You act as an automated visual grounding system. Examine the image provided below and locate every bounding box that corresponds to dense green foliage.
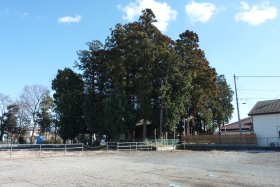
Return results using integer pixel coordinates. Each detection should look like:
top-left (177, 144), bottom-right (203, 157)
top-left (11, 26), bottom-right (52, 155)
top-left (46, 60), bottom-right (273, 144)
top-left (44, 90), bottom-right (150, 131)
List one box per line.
top-left (37, 95), bottom-right (53, 135)
top-left (51, 9), bottom-right (234, 141)
top-left (2, 104), bottom-right (26, 140)
top-left (52, 68), bottom-right (85, 143)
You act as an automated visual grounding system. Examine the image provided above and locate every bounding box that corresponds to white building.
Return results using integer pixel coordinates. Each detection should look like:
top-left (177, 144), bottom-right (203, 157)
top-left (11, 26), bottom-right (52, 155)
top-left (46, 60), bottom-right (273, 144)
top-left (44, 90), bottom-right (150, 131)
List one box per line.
top-left (248, 99), bottom-right (280, 147)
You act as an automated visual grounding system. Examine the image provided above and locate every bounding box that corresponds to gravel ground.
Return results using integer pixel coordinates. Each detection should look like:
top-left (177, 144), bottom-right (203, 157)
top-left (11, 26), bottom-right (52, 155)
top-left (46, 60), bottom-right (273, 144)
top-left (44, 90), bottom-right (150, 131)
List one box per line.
top-left (0, 150), bottom-right (279, 187)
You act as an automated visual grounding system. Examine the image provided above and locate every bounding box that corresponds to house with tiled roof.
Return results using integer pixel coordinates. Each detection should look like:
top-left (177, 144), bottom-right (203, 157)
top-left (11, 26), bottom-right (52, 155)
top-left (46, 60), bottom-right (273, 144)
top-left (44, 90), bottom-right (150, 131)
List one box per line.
top-left (220, 117), bottom-right (253, 135)
top-left (248, 99), bottom-right (280, 147)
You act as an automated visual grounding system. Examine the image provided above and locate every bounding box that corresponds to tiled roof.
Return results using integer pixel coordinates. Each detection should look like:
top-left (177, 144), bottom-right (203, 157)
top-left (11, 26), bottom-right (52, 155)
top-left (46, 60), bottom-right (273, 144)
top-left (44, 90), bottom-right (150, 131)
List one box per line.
top-left (220, 117), bottom-right (252, 131)
top-left (248, 99), bottom-right (280, 116)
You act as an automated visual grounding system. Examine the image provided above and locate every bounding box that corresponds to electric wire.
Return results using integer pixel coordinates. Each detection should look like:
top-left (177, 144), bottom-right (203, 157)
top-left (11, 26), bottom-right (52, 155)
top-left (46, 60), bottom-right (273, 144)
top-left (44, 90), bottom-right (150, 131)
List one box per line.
top-left (234, 75), bottom-right (280, 103)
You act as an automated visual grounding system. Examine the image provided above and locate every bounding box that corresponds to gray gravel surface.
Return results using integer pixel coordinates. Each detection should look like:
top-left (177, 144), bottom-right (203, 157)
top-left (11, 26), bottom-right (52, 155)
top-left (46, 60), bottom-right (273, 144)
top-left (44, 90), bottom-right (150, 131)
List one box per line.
top-left (0, 150), bottom-right (279, 187)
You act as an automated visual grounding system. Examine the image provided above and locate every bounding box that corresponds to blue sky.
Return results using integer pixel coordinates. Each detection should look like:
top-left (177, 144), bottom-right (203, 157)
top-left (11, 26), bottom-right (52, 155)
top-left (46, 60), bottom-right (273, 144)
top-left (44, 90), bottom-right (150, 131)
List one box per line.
top-left (1, 0), bottom-right (280, 123)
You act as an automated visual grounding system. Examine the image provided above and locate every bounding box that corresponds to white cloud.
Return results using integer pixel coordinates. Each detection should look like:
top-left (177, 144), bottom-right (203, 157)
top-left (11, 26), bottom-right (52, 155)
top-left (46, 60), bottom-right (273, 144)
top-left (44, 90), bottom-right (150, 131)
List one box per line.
top-left (118, 0), bottom-right (177, 32)
top-left (240, 1), bottom-right (250, 11)
top-left (185, 1), bottom-right (217, 23)
top-left (58, 15), bottom-right (82, 24)
top-left (235, 1), bottom-right (278, 26)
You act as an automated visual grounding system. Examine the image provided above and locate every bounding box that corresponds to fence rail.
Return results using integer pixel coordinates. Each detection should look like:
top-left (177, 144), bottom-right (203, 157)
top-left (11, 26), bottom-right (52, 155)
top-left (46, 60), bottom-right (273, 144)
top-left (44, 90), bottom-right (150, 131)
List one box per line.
top-left (0, 143), bottom-right (84, 152)
top-left (107, 142), bottom-right (153, 151)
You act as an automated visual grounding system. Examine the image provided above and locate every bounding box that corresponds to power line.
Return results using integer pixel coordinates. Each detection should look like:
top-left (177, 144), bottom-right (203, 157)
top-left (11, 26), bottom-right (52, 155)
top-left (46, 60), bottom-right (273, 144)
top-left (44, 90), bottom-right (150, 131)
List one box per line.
top-left (238, 89), bottom-right (280, 92)
top-left (239, 97), bottom-right (280, 100)
top-left (236, 81), bottom-right (253, 108)
top-left (235, 75), bottom-right (280, 102)
top-left (236, 76), bottom-right (280, 78)
top-left (233, 74), bottom-right (280, 134)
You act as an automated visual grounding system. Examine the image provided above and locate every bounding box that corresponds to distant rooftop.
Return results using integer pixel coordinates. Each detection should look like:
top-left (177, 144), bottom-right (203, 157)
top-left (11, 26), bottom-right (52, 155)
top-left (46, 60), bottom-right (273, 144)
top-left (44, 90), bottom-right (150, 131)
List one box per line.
top-left (248, 99), bottom-right (280, 116)
top-left (220, 117), bottom-right (252, 131)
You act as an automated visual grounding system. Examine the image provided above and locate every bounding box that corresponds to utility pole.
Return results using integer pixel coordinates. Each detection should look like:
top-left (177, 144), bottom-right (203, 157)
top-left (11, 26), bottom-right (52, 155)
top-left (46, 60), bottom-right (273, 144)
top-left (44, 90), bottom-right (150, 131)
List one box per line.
top-left (234, 74), bottom-right (242, 134)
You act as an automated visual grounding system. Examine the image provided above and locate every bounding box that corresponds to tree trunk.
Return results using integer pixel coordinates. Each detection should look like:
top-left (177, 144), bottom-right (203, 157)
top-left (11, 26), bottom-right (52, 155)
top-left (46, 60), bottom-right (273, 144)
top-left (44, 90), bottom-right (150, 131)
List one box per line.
top-left (54, 116), bottom-right (58, 143)
top-left (54, 127), bottom-right (57, 143)
top-left (186, 119), bottom-right (190, 136)
top-left (159, 103), bottom-right (163, 140)
top-left (30, 125), bottom-right (35, 144)
top-left (143, 119), bottom-right (147, 141)
top-left (0, 119), bottom-right (3, 141)
top-left (30, 113), bottom-right (37, 144)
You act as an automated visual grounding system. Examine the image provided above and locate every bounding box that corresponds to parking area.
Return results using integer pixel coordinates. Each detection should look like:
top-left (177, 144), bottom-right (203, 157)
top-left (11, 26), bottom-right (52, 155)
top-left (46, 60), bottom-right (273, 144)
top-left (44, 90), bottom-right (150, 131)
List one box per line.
top-left (0, 150), bottom-right (279, 186)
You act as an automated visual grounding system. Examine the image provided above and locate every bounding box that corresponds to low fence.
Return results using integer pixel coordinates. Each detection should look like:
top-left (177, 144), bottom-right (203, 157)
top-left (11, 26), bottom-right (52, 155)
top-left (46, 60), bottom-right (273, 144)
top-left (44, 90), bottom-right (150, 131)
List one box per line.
top-left (0, 141), bottom-right (167, 154)
top-left (107, 142), bottom-right (153, 151)
top-left (83, 144), bottom-right (107, 151)
top-left (148, 139), bottom-right (178, 150)
top-left (181, 134), bottom-right (257, 145)
top-left (150, 139), bottom-right (178, 146)
top-left (0, 143), bottom-right (84, 152)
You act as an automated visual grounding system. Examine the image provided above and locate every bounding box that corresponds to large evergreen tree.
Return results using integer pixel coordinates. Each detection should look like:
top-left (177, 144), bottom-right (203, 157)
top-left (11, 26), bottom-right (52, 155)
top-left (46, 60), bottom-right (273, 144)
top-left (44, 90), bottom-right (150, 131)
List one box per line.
top-left (175, 30), bottom-right (218, 135)
top-left (211, 75), bottom-right (234, 131)
top-left (37, 94), bottom-right (53, 135)
top-left (52, 68), bottom-right (85, 143)
top-left (105, 9), bottom-right (192, 139)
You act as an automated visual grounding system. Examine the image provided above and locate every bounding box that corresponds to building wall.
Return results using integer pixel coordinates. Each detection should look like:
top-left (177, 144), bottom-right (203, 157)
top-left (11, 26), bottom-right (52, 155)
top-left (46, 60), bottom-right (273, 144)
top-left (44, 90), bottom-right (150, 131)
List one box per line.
top-left (252, 114), bottom-right (280, 147)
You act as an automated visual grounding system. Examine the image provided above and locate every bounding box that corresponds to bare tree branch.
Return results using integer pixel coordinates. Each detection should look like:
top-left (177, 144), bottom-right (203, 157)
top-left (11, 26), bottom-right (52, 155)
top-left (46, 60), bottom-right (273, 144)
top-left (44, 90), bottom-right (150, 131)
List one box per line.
top-left (19, 85), bottom-right (49, 143)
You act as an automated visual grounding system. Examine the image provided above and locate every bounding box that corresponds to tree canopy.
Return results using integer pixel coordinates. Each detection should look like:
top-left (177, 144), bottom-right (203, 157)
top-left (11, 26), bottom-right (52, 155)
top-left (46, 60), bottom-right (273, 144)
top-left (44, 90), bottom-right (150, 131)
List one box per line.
top-left (52, 9), bottom-right (234, 141)
top-left (52, 68), bottom-right (85, 143)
